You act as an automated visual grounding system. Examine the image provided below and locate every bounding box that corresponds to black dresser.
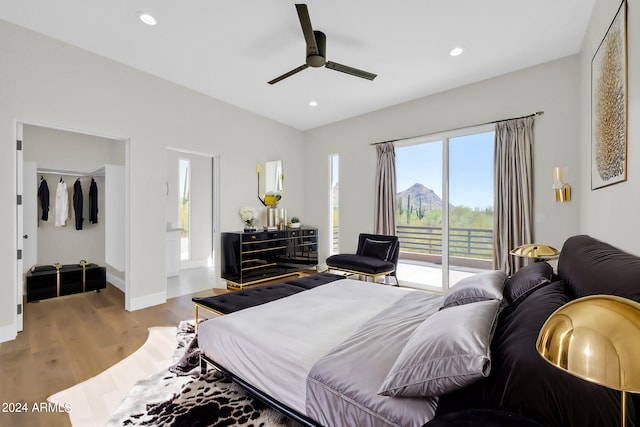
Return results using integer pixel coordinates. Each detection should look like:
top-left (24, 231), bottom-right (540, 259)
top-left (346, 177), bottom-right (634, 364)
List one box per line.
top-left (221, 228), bottom-right (318, 289)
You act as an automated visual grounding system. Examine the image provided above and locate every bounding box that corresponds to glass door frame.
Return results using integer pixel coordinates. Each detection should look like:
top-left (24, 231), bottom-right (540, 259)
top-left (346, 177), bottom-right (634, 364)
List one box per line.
top-left (396, 123), bottom-right (495, 292)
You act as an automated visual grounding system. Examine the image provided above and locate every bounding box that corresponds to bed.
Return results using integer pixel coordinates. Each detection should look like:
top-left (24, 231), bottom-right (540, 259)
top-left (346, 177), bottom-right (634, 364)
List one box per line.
top-left (198, 234), bottom-right (640, 427)
top-left (198, 271), bottom-right (506, 426)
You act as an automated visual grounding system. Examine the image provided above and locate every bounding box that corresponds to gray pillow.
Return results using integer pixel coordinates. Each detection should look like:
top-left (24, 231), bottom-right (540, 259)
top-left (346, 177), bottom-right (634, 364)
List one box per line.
top-left (378, 299), bottom-right (501, 397)
top-left (441, 270), bottom-right (506, 309)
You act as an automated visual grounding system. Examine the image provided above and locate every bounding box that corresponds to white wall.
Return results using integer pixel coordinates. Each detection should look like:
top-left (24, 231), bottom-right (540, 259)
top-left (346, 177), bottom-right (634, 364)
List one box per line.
top-left (304, 56), bottom-right (581, 264)
top-left (0, 19), bottom-right (304, 341)
top-left (578, 0), bottom-right (640, 253)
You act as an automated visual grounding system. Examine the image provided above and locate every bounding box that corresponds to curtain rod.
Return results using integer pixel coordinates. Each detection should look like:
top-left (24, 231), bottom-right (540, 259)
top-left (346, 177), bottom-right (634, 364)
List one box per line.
top-left (370, 111), bottom-right (544, 146)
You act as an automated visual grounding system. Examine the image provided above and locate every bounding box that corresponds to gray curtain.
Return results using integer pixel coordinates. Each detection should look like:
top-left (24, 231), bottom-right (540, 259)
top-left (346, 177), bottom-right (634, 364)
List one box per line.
top-left (493, 117), bottom-right (534, 275)
top-left (374, 142), bottom-right (397, 235)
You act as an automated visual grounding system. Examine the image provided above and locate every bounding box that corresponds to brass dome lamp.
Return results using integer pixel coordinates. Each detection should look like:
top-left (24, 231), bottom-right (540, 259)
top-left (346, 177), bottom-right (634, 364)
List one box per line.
top-left (510, 244), bottom-right (560, 261)
top-left (537, 295), bottom-right (640, 427)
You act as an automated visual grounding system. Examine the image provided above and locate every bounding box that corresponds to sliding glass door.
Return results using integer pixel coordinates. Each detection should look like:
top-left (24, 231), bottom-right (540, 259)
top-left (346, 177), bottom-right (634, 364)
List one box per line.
top-left (396, 125), bottom-right (494, 291)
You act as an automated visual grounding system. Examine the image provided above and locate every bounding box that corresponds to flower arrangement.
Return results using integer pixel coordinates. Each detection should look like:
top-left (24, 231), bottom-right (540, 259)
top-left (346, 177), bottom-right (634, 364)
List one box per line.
top-left (239, 206), bottom-right (258, 231)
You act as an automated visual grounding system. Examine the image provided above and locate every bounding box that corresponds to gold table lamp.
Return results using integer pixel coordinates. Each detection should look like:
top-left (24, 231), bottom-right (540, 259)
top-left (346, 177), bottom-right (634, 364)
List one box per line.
top-left (510, 244), bottom-right (560, 261)
top-left (537, 295), bottom-right (640, 427)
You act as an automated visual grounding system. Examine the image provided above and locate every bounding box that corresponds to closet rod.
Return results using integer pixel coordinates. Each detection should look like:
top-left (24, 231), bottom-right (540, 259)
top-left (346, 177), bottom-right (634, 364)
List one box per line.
top-left (370, 111), bottom-right (544, 146)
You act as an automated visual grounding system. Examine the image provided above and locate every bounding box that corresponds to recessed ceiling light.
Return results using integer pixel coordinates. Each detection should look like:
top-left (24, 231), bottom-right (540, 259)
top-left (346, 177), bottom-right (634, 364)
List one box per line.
top-left (309, 101), bottom-right (318, 107)
top-left (450, 47), bottom-right (464, 57)
top-left (137, 11), bottom-right (157, 26)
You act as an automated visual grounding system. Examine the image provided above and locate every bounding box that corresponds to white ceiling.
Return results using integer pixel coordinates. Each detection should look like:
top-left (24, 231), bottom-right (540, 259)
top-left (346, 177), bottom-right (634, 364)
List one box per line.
top-left (0, 1), bottom-right (594, 130)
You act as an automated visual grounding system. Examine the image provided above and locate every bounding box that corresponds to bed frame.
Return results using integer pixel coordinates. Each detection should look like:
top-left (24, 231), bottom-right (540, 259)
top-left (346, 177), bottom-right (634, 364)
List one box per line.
top-left (200, 354), bottom-right (322, 427)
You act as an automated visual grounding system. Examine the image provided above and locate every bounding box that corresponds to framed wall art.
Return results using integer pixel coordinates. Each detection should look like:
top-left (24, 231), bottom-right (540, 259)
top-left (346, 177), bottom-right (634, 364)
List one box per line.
top-left (591, 0), bottom-right (627, 190)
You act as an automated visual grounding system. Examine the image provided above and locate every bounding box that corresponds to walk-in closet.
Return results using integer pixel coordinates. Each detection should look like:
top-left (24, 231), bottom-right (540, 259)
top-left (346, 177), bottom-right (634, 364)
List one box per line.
top-left (21, 124), bottom-right (126, 300)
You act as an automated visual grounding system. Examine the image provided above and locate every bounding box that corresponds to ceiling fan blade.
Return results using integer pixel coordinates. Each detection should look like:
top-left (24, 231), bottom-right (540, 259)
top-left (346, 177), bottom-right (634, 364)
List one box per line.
top-left (295, 4), bottom-right (319, 57)
top-left (325, 61), bottom-right (377, 81)
top-left (267, 64), bottom-right (309, 85)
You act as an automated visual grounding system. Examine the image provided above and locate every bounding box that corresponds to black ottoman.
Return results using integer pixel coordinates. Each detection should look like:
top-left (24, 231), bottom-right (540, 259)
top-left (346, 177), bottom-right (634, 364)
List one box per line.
top-left (423, 410), bottom-right (545, 427)
top-left (193, 272), bottom-right (344, 320)
top-left (285, 272), bottom-right (344, 289)
top-left (193, 282), bottom-right (305, 315)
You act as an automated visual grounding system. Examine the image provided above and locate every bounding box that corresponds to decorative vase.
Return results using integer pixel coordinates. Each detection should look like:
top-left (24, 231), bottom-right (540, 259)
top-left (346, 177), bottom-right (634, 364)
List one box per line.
top-left (243, 221), bottom-right (256, 232)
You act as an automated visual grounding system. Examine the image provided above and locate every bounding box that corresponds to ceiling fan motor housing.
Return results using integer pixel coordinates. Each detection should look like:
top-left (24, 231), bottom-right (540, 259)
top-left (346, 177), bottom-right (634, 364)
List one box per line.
top-left (306, 31), bottom-right (326, 67)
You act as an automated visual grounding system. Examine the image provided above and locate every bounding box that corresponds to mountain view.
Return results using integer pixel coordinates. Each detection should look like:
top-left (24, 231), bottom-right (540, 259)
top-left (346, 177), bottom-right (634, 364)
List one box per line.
top-left (396, 183), bottom-right (493, 229)
top-left (397, 183), bottom-right (444, 211)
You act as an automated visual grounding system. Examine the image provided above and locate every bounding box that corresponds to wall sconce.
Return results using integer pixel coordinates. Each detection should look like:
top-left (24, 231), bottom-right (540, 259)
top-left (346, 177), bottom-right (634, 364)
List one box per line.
top-left (552, 166), bottom-right (571, 202)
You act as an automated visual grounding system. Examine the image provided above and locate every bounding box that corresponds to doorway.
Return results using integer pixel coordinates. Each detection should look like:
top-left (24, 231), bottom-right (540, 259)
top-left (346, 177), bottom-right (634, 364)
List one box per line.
top-left (15, 122), bottom-right (129, 332)
top-left (395, 124), bottom-right (495, 292)
top-left (166, 148), bottom-right (219, 298)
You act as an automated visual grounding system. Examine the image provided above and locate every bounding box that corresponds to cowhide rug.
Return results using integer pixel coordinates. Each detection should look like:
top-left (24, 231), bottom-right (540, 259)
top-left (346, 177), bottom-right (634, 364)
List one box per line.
top-left (106, 321), bottom-right (299, 427)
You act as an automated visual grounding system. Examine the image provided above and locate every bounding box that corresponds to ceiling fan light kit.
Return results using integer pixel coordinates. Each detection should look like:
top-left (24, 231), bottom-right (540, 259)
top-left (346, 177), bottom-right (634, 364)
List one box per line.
top-left (268, 4), bottom-right (377, 85)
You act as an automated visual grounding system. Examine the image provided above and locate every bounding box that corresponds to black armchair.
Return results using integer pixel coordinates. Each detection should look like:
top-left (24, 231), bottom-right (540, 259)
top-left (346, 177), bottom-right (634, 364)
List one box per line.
top-left (326, 233), bottom-right (400, 285)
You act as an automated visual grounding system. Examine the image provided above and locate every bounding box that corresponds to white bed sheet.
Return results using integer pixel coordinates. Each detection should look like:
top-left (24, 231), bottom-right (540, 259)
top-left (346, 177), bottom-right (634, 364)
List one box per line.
top-left (197, 279), bottom-right (416, 414)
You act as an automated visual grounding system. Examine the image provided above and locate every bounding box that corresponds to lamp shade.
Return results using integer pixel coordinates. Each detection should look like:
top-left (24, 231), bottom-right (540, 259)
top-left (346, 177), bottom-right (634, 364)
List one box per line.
top-left (537, 295), bottom-right (640, 392)
top-left (510, 244), bottom-right (560, 260)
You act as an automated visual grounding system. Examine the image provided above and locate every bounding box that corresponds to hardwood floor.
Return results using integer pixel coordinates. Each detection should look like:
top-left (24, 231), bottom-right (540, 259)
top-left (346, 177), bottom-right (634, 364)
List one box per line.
top-left (0, 283), bottom-right (224, 427)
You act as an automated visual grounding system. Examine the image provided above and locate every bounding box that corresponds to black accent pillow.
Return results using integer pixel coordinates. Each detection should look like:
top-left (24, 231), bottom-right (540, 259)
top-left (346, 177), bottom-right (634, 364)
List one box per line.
top-left (503, 262), bottom-right (553, 304)
top-left (361, 238), bottom-right (393, 261)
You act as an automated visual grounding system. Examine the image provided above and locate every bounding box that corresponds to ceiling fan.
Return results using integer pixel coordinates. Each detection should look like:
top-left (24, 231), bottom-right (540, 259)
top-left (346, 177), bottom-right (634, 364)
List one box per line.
top-left (268, 4), bottom-right (377, 85)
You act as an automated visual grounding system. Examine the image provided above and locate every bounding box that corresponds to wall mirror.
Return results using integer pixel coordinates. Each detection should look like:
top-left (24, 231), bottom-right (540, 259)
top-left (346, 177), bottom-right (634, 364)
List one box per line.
top-left (258, 160), bottom-right (283, 207)
top-left (265, 160), bottom-right (283, 194)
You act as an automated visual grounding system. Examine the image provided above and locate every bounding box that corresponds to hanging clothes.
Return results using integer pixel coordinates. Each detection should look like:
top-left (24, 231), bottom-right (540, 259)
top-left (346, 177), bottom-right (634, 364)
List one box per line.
top-left (89, 177), bottom-right (99, 224)
top-left (55, 178), bottom-right (69, 227)
top-left (73, 179), bottom-right (84, 230)
top-left (38, 177), bottom-right (50, 221)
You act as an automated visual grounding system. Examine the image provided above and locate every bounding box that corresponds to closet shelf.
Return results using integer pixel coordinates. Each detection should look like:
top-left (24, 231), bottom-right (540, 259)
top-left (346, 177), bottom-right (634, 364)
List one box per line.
top-left (36, 166), bottom-right (106, 177)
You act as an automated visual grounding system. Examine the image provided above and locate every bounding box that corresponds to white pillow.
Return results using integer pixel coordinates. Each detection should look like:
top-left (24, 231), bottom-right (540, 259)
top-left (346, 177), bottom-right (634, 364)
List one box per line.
top-left (378, 299), bottom-right (501, 397)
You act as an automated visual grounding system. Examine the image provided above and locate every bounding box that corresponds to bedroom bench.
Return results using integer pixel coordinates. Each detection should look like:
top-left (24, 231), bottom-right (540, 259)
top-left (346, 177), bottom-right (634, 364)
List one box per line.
top-left (192, 272), bottom-right (344, 330)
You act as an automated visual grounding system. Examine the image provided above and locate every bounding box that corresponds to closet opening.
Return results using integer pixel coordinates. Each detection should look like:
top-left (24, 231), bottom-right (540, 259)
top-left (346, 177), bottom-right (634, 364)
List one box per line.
top-left (16, 122), bottom-right (129, 332)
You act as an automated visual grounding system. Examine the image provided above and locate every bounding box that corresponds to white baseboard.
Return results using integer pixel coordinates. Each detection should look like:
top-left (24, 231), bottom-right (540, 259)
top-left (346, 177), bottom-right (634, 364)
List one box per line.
top-left (127, 291), bottom-right (167, 312)
top-left (107, 272), bottom-right (125, 292)
top-left (180, 259), bottom-right (209, 270)
top-left (0, 323), bottom-right (17, 343)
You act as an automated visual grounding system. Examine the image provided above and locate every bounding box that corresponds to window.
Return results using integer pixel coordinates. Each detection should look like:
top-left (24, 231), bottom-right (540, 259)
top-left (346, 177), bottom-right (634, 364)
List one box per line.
top-left (395, 126), bottom-right (494, 291)
top-left (179, 158), bottom-right (190, 261)
top-left (329, 154), bottom-right (339, 255)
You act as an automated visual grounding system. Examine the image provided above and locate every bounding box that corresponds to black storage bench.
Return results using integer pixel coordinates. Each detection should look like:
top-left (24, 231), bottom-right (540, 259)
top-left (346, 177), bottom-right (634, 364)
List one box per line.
top-left (193, 272), bottom-right (344, 326)
top-left (26, 262), bottom-right (106, 302)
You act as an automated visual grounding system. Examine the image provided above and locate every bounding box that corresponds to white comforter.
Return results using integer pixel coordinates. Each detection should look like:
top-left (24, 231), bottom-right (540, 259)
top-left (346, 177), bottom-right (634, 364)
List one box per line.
top-left (197, 279), bottom-right (441, 426)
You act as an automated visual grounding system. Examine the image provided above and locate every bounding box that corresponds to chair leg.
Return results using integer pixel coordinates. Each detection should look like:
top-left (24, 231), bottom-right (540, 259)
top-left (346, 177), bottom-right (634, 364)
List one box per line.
top-left (389, 273), bottom-right (399, 286)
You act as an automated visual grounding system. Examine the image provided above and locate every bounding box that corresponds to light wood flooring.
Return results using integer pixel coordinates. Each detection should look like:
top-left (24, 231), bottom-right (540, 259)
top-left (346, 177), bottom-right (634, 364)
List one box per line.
top-left (0, 283), bottom-right (224, 427)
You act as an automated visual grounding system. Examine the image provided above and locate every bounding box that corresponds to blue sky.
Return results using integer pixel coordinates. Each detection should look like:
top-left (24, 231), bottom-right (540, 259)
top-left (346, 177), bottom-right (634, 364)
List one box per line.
top-left (396, 131), bottom-right (494, 209)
